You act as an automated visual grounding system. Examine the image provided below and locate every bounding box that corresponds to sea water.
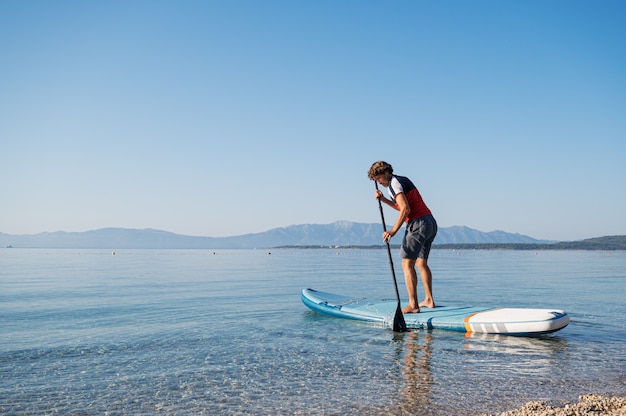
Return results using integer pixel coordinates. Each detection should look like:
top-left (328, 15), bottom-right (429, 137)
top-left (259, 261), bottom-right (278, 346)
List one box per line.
top-left (1, 248), bottom-right (624, 415)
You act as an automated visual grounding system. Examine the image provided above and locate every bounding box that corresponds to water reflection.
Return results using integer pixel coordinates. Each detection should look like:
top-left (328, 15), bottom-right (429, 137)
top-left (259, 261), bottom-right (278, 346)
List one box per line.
top-left (393, 330), bottom-right (435, 415)
top-left (463, 332), bottom-right (569, 356)
top-left (387, 330), bottom-right (573, 415)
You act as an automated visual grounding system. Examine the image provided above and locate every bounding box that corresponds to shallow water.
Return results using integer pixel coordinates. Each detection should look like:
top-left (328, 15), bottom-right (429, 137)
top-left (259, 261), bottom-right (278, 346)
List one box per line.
top-left (1, 248), bottom-right (624, 415)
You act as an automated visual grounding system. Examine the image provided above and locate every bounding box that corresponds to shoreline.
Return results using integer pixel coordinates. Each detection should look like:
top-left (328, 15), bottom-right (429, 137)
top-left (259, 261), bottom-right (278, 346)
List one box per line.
top-left (484, 394), bottom-right (626, 416)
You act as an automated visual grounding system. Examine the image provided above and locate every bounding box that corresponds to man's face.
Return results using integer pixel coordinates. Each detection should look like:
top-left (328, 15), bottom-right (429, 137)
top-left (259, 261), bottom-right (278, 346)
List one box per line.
top-left (374, 172), bottom-right (391, 187)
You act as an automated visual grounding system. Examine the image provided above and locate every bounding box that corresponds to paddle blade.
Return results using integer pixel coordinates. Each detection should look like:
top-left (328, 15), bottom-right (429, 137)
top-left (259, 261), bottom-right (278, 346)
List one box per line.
top-left (393, 305), bottom-right (408, 332)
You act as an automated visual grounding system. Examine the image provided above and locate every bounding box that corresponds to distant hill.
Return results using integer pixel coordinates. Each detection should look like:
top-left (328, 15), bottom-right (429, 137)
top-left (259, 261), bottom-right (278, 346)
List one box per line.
top-left (435, 235), bottom-right (626, 251)
top-left (434, 225), bottom-right (546, 244)
top-left (2, 221), bottom-right (555, 249)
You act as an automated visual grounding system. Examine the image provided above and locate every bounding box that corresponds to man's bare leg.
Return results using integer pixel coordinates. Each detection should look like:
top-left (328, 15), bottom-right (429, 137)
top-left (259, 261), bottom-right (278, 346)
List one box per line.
top-left (401, 258), bottom-right (420, 313)
top-left (416, 258), bottom-right (435, 308)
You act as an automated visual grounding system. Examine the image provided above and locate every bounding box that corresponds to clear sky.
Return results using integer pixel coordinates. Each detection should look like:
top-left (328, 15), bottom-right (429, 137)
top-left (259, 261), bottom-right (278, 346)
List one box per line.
top-left (2, 0), bottom-right (625, 241)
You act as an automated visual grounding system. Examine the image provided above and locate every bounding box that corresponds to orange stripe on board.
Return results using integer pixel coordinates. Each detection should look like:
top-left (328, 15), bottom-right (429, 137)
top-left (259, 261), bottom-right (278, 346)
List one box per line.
top-left (464, 312), bottom-right (479, 334)
top-left (464, 308), bottom-right (503, 334)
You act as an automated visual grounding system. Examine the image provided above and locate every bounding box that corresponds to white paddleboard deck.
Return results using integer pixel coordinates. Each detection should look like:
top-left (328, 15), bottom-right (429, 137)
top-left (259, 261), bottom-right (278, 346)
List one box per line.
top-left (301, 288), bottom-right (569, 335)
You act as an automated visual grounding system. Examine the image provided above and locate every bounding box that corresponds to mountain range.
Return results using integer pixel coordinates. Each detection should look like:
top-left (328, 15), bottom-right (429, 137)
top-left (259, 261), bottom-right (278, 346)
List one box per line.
top-left (0, 221), bottom-right (554, 249)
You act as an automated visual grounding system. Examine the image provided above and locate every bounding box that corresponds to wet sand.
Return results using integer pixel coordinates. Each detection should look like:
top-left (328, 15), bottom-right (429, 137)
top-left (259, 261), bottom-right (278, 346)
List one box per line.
top-left (485, 394), bottom-right (626, 416)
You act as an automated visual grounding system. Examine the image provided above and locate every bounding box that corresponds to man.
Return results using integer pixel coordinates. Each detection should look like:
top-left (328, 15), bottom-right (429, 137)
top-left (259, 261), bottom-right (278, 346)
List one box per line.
top-left (368, 161), bottom-right (437, 313)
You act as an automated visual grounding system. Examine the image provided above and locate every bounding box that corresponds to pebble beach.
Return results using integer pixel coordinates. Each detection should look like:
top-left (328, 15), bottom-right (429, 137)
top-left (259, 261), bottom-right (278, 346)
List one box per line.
top-left (487, 395), bottom-right (626, 416)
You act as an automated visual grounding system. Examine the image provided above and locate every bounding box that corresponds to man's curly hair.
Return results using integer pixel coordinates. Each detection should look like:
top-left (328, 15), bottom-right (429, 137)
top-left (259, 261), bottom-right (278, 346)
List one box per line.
top-left (368, 161), bottom-right (393, 180)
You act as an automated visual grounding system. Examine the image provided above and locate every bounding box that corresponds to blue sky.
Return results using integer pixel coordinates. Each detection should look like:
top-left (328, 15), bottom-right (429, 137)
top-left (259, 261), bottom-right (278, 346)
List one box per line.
top-left (1, 1), bottom-right (625, 241)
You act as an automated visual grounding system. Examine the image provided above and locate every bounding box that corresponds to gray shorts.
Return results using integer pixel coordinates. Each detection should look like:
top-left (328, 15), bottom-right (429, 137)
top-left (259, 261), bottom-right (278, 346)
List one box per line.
top-left (400, 215), bottom-right (437, 260)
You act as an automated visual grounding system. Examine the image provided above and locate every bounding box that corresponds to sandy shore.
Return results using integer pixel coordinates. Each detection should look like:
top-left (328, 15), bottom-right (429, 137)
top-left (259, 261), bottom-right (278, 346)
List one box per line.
top-left (484, 394), bottom-right (626, 416)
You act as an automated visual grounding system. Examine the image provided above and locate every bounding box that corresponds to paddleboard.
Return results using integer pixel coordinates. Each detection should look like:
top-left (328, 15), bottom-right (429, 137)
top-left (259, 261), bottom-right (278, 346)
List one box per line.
top-left (301, 288), bottom-right (569, 335)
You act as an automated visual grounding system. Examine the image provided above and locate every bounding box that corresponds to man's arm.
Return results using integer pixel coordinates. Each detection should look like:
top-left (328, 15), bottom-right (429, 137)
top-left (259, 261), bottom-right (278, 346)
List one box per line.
top-left (383, 192), bottom-right (410, 242)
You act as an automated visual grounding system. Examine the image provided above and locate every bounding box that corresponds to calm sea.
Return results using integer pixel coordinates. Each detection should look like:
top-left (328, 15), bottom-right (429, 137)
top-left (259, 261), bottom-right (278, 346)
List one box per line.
top-left (1, 248), bottom-right (624, 415)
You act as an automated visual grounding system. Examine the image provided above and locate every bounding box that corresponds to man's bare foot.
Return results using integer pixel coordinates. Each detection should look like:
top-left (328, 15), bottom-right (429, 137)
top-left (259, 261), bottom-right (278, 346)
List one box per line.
top-left (419, 300), bottom-right (435, 309)
top-left (402, 305), bottom-right (420, 314)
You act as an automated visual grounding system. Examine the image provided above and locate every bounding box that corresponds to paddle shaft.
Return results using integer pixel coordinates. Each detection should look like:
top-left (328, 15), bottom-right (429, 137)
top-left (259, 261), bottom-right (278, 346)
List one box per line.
top-left (375, 182), bottom-right (407, 332)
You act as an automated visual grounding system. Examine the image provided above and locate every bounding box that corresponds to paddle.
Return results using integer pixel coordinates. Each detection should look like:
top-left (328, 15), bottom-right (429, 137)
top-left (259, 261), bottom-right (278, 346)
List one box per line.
top-left (375, 182), bottom-right (408, 333)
